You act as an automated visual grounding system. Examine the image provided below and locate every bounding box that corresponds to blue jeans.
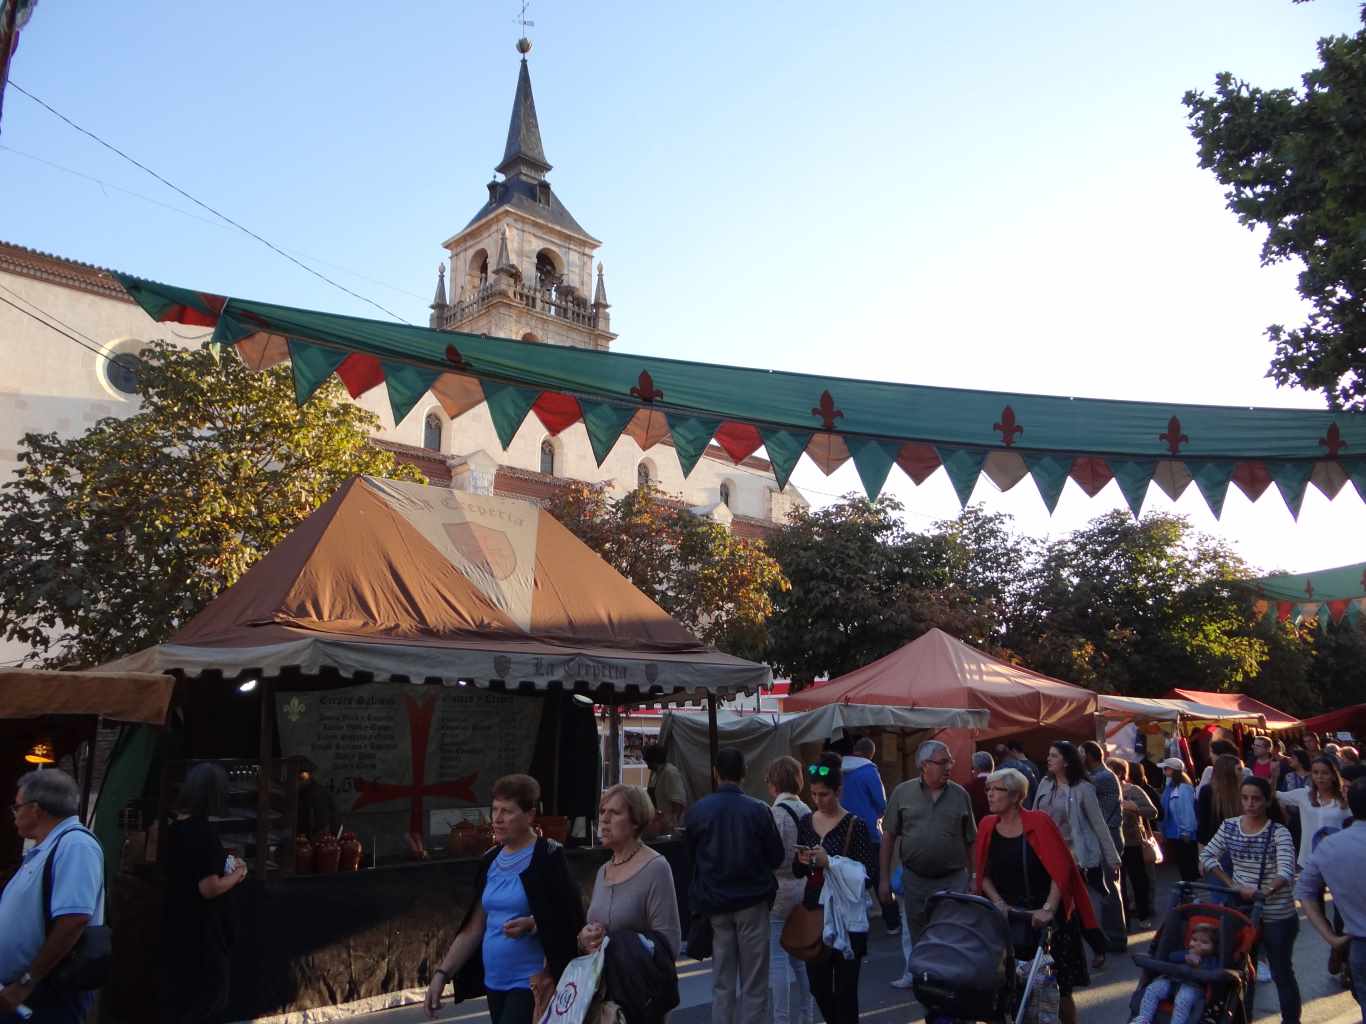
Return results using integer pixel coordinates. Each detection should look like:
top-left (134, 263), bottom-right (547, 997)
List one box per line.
top-left (1349, 939), bottom-right (1366, 1024)
top-left (1261, 916), bottom-right (1301, 1024)
top-left (769, 913), bottom-right (815, 1024)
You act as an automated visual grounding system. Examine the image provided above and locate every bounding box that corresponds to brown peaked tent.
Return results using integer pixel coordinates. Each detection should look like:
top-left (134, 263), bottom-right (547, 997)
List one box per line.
top-left (783, 628), bottom-right (1098, 776)
top-left (104, 475), bottom-right (768, 697)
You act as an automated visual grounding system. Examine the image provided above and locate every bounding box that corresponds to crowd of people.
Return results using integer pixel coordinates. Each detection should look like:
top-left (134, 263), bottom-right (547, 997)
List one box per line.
top-left (7, 727), bottom-right (1366, 1024)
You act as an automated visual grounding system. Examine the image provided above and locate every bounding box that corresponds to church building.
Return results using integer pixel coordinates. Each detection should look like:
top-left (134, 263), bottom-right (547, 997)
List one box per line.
top-left (0, 41), bottom-right (804, 572)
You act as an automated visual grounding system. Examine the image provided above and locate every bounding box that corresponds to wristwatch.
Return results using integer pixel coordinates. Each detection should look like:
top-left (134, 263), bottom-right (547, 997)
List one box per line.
top-left (18, 971), bottom-right (35, 987)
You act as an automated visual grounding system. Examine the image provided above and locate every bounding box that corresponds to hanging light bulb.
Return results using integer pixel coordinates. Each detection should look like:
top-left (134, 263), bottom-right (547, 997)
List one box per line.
top-left (25, 740), bottom-right (55, 765)
top-left (237, 678), bottom-right (259, 694)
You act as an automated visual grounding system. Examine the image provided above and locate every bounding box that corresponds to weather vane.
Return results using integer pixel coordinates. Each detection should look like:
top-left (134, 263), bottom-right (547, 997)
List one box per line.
top-left (516, 0), bottom-right (535, 52)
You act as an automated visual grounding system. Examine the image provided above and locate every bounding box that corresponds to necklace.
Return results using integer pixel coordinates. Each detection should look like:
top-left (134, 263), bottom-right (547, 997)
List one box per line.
top-left (611, 843), bottom-right (642, 868)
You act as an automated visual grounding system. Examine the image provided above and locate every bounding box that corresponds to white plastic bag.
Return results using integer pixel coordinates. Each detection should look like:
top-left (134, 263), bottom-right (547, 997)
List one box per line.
top-left (539, 938), bottom-right (609, 1024)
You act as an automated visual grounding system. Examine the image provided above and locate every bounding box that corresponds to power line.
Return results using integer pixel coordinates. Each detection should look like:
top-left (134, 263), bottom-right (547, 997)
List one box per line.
top-left (0, 289), bottom-right (118, 365)
top-left (0, 144), bottom-right (432, 303)
top-left (10, 82), bottom-right (413, 324)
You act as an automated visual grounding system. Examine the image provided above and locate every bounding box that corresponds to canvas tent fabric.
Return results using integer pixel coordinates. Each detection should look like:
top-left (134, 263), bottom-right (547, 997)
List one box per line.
top-left (1163, 689), bottom-right (1298, 730)
top-left (115, 273), bottom-right (1366, 519)
top-left (0, 669), bottom-right (174, 725)
top-left (1248, 560), bottom-right (1366, 629)
top-left (1096, 694), bottom-right (1265, 725)
top-left (1300, 704), bottom-right (1366, 738)
top-left (659, 703), bottom-right (989, 803)
top-left (783, 628), bottom-right (1097, 741)
top-left (100, 476), bottom-right (769, 698)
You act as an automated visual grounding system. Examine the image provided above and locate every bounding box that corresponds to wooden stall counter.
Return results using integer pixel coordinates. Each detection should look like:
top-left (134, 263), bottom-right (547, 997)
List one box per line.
top-left (105, 838), bottom-right (691, 1024)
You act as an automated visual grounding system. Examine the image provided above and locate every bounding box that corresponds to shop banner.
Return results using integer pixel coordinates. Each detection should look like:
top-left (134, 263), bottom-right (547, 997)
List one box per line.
top-left (275, 683), bottom-right (543, 835)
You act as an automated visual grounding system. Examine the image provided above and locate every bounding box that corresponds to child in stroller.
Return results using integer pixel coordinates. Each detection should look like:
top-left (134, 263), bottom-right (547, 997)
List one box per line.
top-left (1128, 882), bottom-right (1262, 1024)
top-left (1130, 923), bottom-right (1219, 1024)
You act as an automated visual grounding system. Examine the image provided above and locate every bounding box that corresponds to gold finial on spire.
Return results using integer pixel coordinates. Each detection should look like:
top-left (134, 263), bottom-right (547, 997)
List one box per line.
top-left (515, 0), bottom-right (534, 54)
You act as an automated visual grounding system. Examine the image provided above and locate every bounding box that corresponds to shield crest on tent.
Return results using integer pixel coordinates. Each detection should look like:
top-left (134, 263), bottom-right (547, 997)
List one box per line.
top-left (444, 522), bottom-right (518, 580)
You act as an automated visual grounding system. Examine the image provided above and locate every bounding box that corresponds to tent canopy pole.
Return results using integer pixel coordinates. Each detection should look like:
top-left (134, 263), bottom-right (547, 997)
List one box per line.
top-left (707, 693), bottom-right (719, 791)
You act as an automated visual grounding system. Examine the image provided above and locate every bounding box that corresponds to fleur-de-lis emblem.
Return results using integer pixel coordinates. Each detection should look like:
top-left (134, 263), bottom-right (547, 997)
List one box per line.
top-left (1319, 423), bottom-right (1347, 459)
top-left (284, 696), bottom-right (307, 723)
top-left (1159, 416), bottom-right (1189, 456)
top-left (811, 390), bottom-right (844, 431)
top-left (445, 344), bottom-right (469, 369)
top-left (1305, 580), bottom-right (1315, 599)
top-left (993, 405), bottom-right (1023, 447)
top-left (629, 370), bottom-right (664, 403)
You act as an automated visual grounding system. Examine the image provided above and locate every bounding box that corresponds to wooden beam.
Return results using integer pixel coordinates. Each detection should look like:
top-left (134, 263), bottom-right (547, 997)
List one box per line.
top-left (255, 678), bottom-right (275, 875)
top-left (77, 717), bottom-right (99, 823)
top-left (707, 693), bottom-right (719, 791)
top-left (608, 702), bottom-right (622, 787)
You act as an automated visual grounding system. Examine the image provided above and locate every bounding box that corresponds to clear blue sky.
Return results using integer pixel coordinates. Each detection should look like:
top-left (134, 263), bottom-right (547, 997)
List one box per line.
top-left (4, 1), bottom-right (1363, 573)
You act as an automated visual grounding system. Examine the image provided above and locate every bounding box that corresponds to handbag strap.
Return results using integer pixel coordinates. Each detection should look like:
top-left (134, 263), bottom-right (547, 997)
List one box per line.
top-left (1255, 821), bottom-right (1277, 889)
top-left (777, 802), bottom-right (802, 827)
top-left (839, 813), bottom-right (856, 858)
top-left (41, 825), bottom-right (104, 934)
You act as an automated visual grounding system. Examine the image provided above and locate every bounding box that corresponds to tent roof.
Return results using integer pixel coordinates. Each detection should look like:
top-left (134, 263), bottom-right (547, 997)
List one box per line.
top-left (115, 273), bottom-right (1366, 519)
top-left (1097, 694), bottom-right (1264, 724)
top-left (783, 628), bottom-right (1096, 739)
top-left (1300, 704), bottom-right (1366, 737)
top-left (0, 669), bottom-right (174, 725)
top-left (1248, 560), bottom-right (1366, 628)
top-left (101, 476), bottom-right (768, 698)
top-left (1163, 689), bottom-right (1299, 729)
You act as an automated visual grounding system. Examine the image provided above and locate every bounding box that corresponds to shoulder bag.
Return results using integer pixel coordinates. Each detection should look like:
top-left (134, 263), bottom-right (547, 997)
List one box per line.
top-left (1139, 802), bottom-right (1164, 865)
top-left (41, 826), bottom-right (113, 991)
top-left (780, 814), bottom-right (855, 962)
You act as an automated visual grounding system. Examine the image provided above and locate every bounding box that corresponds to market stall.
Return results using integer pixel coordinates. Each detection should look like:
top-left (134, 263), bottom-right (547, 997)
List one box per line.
top-left (91, 475), bottom-right (768, 1022)
top-left (1162, 689), bottom-right (1299, 731)
top-left (660, 703), bottom-right (990, 803)
top-left (782, 628), bottom-right (1097, 781)
top-left (1298, 704), bottom-right (1366, 741)
top-left (1095, 694), bottom-right (1265, 768)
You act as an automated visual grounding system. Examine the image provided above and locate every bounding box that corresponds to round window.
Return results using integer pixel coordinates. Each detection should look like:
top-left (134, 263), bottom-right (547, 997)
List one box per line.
top-left (106, 353), bottom-right (142, 395)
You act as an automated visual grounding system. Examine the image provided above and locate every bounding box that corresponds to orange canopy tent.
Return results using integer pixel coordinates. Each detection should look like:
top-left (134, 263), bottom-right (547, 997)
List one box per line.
top-left (1163, 689), bottom-right (1299, 730)
top-left (784, 629), bottom-right (1098, 779)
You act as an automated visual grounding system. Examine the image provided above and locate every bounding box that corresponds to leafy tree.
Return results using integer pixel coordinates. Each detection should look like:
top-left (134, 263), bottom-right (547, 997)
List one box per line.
top-left (1005, 511), bottom-right (1265, 695)
top-left (1183, 9), bottom-right (1366, 408)
top-left (930, 505), bottom-right (1040, 645)
top-left (541, 480), bottom-right (787, 660)
top-left (763, 494), bottom-right (994, 687)
top-left (0, 341), bottom-right (423, 668)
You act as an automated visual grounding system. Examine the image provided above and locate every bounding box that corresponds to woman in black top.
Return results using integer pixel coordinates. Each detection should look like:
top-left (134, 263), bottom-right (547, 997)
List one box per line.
top-left (791, 752), bottom-right (879, 1024)
top-left (161, 762), bottom-right (247, 1024)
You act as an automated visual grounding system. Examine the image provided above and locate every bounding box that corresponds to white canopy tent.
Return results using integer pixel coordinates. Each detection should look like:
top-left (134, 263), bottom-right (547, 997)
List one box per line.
top-left (1096, 694), bottom-right (1265, 763)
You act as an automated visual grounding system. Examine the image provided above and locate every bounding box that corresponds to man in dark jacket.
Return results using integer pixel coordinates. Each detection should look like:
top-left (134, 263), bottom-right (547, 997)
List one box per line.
top-left (684, 747), bottom-right (784, 1024)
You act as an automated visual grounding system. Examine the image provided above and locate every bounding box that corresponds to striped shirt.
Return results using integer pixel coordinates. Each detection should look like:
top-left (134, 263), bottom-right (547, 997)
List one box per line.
top-left (1199, 817), bottom-right (1296, 920)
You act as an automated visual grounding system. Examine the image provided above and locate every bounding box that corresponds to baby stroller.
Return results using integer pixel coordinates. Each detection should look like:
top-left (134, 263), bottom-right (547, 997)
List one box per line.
top-left (1128, 881), bottom-right (1263, 1024)
top-left (908, 892), bottom-right (1054, 1024)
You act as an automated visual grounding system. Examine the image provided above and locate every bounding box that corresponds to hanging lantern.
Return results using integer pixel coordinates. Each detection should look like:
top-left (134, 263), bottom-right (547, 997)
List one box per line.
top-left (24, 739), bottom-right (56, 765)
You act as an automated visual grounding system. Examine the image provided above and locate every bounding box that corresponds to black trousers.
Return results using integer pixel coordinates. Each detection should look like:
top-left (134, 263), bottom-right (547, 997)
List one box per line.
top-left (1165, 837), bottom-right (1199, 883)
top-left (487, 988), bottom-right (535, 1024)
top-left (807, 946), bottom-right (862, 1024)
top-left (1120, 844), bottom-right (1153, 920)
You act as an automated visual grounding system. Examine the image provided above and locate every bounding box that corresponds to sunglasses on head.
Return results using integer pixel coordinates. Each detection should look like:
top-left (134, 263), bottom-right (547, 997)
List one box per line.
top-left (807, 764), bottom-right (832, 777)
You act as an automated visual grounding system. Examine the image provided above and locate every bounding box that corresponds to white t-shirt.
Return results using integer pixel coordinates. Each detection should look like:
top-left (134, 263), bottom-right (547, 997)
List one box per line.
top-left (1280, 787), bottom-right (1351, 868)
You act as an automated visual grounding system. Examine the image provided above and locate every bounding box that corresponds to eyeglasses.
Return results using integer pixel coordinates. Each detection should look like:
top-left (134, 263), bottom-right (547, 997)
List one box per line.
top-left (807, 764), bottom-right (832, 777)
top-left (926, 759), bottom-right (954, 768)
top-left (9, 800), bottom-right (36, 817)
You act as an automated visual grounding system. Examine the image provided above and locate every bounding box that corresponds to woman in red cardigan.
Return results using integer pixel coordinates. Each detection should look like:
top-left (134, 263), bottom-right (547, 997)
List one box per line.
top-left (974, 767), bottom-right (1102, 1024)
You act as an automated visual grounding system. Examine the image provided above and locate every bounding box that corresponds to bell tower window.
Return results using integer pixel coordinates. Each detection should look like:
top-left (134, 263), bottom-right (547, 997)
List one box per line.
top-left (540, 439), bottom-right (556, 476)
top-left (719, 482), bottom-right (732, 508)
top-left (423, 413), bottom-right (442, 452)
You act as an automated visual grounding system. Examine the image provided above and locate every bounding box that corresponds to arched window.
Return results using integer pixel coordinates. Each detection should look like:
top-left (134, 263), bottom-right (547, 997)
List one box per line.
top-left (467, 249), bottom-right (489, 293)
top-left (540, 439), bottom-right (556, 476)
top-left (637, 462), bottom-right (652, 490)
top-left (719, 482), bottom-right (732, 508)
top-left (423, 413), bottom-right (442, 452)
top-left (106, 352), bottom-right (142, 395)
top-left (535, 250), bottom-right (561, 290)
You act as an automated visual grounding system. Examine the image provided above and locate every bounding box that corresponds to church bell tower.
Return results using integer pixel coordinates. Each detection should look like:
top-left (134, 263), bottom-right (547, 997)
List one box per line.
top-left (429, 38), bottom-right (615, 351)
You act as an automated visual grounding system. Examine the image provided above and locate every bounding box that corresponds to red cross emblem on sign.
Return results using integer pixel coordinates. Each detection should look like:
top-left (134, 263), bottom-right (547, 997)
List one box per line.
top-left (352, 694), bottom-right (478, 834)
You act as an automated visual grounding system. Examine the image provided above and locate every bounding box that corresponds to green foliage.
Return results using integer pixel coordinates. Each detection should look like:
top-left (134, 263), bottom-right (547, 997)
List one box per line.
top-left (1003, 511), bottom-right (1264, 696)
top-left (763, 495), bottom-right (996, 687)
top-left (541, 480), bottom-right (787, 660)
top-left (1183, 8), bottom-right (1366, 408)
top-left (0, 341), bottom-right (423, 668)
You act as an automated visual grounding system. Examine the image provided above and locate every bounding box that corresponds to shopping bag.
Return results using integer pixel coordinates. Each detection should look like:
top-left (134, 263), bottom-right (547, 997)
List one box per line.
top-left (539, 939), bottom-right (609, 1024)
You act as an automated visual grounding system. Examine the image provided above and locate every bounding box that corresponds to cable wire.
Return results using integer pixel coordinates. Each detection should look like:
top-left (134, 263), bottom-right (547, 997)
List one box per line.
top-left (10, 82), bottom-right (413, 324)
top-left (0, 290), bottom-right (119, 365)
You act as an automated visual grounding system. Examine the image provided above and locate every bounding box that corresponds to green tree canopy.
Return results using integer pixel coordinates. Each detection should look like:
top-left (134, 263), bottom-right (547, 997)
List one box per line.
top-left (541, 480), bottom-right (787, 660)
top-left (1184, 8), bottom-right (1366, 408)
top-left (0, 341), bottom-right (423, 668)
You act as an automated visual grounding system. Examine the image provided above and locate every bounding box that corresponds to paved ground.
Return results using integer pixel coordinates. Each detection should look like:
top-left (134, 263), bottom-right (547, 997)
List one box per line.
top-left (364, 868), bottom-right (1361, 1023)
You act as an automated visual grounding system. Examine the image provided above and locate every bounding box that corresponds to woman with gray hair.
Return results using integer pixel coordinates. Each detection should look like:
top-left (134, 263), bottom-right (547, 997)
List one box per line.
top-left (579, 784), bottom-right (682, 960)
top-left (162, 762), bottom-right (248, 1024)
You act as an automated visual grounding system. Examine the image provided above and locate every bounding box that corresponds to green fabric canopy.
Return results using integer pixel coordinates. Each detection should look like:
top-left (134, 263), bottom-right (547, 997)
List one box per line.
top-left (1250, 560), bottom-right (1366, 628)
top-left (116, 273), bottom-right (1366, 519)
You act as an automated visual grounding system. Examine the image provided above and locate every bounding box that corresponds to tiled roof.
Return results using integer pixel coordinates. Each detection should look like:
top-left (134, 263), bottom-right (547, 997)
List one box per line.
top-left (0, 240), bottom-right (135, 303)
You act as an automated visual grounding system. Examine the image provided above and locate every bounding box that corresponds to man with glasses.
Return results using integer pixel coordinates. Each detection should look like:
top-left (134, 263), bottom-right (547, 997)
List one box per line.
top-left (878, 740), bottom-right (976, 972)
top-left (0, 769), bottom-right (104, 1024)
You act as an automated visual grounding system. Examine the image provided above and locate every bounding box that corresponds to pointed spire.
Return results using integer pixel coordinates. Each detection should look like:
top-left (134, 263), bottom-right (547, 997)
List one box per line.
top-left (496, 44), bottom-right (552, 182)
top-left (431, 264), bottom-right (448, 308)
top-left (593, 263), bottom-right (609, 307)
top-left (493, 225), bottom-right (519, 279)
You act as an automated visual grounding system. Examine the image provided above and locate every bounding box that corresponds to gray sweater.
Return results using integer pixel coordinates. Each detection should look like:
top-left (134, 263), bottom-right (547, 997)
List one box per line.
top-left (1033, 777), bottom-right (1120, 870)
top-left (586, 853), bottom-right (683, 959)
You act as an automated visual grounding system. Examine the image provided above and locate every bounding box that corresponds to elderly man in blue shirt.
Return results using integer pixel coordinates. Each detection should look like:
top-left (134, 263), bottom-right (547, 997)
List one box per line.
top-left (0, 770), bottom-right (105, 1024)
top-left (1297, 776), bottom-right (1366, 1023)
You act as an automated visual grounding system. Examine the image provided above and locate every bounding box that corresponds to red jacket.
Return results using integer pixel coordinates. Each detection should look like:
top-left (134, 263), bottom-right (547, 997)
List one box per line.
top-left (973, 809), bottom-right (1098, 931)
